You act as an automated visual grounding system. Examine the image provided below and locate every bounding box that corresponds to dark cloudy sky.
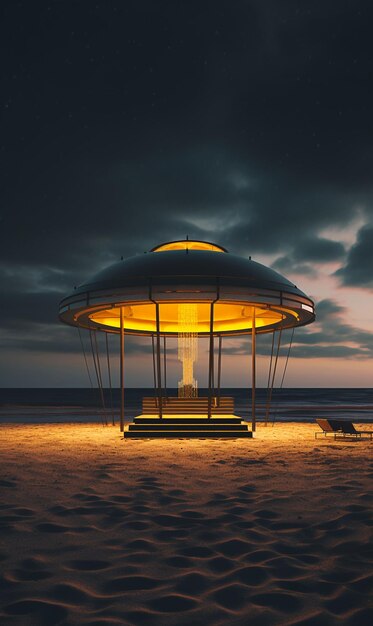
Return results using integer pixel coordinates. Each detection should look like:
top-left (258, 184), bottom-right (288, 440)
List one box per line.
top-left (1, 0), bottom-right (373, 387)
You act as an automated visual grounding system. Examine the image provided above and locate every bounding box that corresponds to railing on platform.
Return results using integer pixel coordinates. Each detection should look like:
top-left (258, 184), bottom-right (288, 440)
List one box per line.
top-left (141, 396), bottom-right (235, 415)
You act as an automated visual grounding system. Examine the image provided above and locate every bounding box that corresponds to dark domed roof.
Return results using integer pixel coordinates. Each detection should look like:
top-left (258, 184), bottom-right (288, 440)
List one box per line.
top-left (59, 240), bottom-right (315, 336)
top-left (74, 249), bottom-right (304, 297)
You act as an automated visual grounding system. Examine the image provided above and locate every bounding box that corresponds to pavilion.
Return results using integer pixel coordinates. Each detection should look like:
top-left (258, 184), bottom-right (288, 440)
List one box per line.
top-left (59, 239), bottom-right (315, 438)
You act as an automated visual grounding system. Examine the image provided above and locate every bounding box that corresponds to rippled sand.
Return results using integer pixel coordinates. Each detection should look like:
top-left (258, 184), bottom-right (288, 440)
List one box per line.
top-left (0, 422), bottom-right (372, 625)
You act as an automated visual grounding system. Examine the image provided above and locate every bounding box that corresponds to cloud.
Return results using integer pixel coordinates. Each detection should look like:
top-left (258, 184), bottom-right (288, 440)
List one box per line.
top-left (272, 258), bottom-right (317, 277)
top-left (271, 235), bottom-right (345, 277)
top-left (2, 1), bottom-right (373, 383)
top-left (291, 298), bottom-right (373, 359)
top-left (0, 146), bottom-right (362, 298)
top-left (0, 320), bottom-right (164, 358)
top-left (293, 237), bottom-right (345, 262)
top-left (221, 298), bottom-right (373, 360)
top-left (335, 224), bottom-right (373, 288)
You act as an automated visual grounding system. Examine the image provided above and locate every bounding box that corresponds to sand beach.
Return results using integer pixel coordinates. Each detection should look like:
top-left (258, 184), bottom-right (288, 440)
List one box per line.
top-left (0, 422), bottom-right (372, 625)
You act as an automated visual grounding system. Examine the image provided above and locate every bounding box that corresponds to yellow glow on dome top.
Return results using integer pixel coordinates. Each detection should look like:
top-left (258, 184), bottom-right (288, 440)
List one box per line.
top-left (152, 240), bottom-right (227, 253)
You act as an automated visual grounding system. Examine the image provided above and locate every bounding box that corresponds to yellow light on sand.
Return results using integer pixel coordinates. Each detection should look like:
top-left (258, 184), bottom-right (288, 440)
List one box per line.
top-left (178, 303), bottom-right (198, 398)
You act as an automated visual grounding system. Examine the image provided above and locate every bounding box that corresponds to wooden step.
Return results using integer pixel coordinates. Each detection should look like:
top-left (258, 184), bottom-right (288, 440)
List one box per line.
top-left (142, 401), bottom-right (234, 404)
top-left (125, 413), bottom-right (252, 438)
top-left (141, 409), bottom-right (234, 414)
top-left (124, 429), bottom-right (252, 439)
top-left (134, 415), bottom-right (243, 424)
top-left (129, 423), bottom-right (248, 431)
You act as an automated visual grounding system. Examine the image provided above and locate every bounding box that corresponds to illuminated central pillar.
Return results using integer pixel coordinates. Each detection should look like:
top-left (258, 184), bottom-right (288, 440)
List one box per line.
top-left (178, 303), bottom-right (198, 398)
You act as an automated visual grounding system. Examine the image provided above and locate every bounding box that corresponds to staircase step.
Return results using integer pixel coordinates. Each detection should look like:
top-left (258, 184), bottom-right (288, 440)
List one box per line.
top-left (129, 423), bottom-right (248, 431)
top-left (124, 429), bottom-right (252, 439)
top-left (134, 415), bottom-right (243, 424)
top-left (141, 411), bottom-right (235, 415)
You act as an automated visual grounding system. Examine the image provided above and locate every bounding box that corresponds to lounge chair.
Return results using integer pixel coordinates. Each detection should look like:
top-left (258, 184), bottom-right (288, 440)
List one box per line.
top-left (339, 421), bottom-right (373, 439)
top-left (315, 419), bottom-right (373, 440)
top-left (315, 419), bottom-right (343, 439)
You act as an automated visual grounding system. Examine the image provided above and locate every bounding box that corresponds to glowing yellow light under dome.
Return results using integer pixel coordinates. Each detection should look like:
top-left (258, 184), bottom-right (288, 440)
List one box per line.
top-left (87, 301), bottom-right (298, 335)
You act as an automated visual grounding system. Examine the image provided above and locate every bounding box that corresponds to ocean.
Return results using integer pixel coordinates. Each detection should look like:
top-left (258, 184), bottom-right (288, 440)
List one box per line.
top-left (0, 388), bottom-right (372, 424)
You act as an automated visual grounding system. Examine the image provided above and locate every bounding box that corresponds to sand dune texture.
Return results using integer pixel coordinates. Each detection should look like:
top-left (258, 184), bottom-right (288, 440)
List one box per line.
top-left (0, 422), bottom-right (372, 626)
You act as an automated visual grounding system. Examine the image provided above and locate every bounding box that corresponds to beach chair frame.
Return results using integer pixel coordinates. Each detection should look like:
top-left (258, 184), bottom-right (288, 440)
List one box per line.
top-left (315, 419), bottom-right (373, 440)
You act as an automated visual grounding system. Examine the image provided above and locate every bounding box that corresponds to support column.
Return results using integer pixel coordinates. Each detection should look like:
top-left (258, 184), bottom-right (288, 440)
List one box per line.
top-left (163, 335), bottom-right (167, 403)
top-left (217, 335), bottom-right (222, 406)
top-left (120, 307), bottom-right (125, 433)
top-left (252, 307), bottom-right (256, 433)
top-left (151, 334), bottom-right (157, 398)
top-left (155, 303), bottom-right (163, 419)
top-left (207, 301), bottom-right (214, 420)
